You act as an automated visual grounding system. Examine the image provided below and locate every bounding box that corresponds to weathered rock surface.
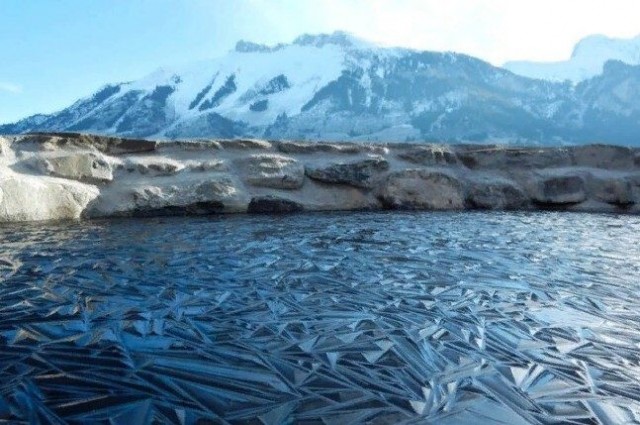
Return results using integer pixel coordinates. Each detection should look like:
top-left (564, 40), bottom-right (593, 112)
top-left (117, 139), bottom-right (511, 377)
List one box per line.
top-left (531, 174), bottom-right (587, 205)
top-left (305, 158), bottom-right (389, 189)
top-left (456, 147), bottom-right (573, 170)
top-left (466, 177), bottom-right (529, 210)
top-left (219, 139), bottom-right (272, 150)
top-left (123, 157), bottom-right (185, 176)
top-left (187, 159), bottom-right (227, 172)
top-left (20, 133), bottom-right (157, 155)
top-left (377, 170), bottom-right (465, 210)
top-left (0, 174), bottom-right (98, 221)
top-left (248, 196), bottom-right (304, 213)
top-left (572, 145), bottom-right (635, 169)
top-left (237, 154), bottom-right (305, 189)
top-left (1, 133), bottom-right (640, 222)
top-left (35, 152), bottom-right (113, 183)
top-left (397, 145), bottom-right (458, 166)
top-left (589, 176), bottom-right (635, 205)
top-left (124, 177), bottom-right (240, 217)
top-left (275, 141), bottom-right (387, 155)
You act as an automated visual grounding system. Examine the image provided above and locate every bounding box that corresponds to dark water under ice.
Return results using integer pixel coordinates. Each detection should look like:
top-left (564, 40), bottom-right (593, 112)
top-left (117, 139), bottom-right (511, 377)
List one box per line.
top-left (1, 211), bottom-right (640, 425)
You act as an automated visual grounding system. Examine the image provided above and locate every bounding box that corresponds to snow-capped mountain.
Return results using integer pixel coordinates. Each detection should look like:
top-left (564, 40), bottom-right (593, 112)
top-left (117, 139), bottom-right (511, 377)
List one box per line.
top-left (2, 31), bottom-right (640, 145)
top-left (504, 34), bottom-right (640, 83)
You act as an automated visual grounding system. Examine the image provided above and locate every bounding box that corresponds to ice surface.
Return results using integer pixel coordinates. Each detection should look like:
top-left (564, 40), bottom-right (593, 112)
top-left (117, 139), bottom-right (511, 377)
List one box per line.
top-left (1, 211), bottom-right (640, 424)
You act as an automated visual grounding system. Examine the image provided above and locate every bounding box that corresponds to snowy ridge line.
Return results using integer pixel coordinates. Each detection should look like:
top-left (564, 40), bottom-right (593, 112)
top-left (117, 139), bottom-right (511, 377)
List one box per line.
top-left (2, 31), bottom-right (640, 145)
top-left (504, 33), bottom-right (640, 83)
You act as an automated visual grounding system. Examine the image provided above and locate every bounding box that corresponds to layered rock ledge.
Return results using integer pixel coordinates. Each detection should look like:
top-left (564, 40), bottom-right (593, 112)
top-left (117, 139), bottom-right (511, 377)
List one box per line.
top-left (1, 132), bottom-right (640, 222)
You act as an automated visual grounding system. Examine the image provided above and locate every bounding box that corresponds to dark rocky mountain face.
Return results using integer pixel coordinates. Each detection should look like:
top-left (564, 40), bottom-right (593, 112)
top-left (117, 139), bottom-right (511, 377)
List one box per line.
top-left (562, 61), bottom-right (640, 145)
top-left (2, 32), bottom-right (639, 145)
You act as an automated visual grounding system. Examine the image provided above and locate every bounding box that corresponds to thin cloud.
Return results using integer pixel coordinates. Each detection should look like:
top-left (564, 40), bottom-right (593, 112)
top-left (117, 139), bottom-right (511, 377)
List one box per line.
top-left (0, 82), bottom-right (22, 94)
top-left (245, 0), bottom-right (640, 65)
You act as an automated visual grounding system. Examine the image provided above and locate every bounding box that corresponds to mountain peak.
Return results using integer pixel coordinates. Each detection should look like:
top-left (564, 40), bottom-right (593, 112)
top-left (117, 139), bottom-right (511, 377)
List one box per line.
top-left (570, 34), bottom-right (613, 59)
top-left (570, 33), bottom-right (640, 59)
top-left (504, 33), bottom-right (640, 83)
top-left (234, 31), bottom-right (375, 54)
top-left (292, 31), bottom-right (376, 49)
top-left (234, 40), bottom-right (282, 53)
top-left (4, 30), bottom-right (640, 146)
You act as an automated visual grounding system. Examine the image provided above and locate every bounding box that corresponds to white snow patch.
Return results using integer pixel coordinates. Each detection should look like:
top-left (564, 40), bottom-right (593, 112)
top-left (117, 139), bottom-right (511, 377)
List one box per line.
top-left (504, 34), bottom-right (640, 83)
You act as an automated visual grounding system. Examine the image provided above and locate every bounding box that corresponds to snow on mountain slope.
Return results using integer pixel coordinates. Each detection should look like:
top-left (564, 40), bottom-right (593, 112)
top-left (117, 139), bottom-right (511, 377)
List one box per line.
top-left (154, 45), bottom-right (349, 127)
top-left (504, 34), bottom-right (640, 83)
top-left (4, 31), bottom-right (407, 139)
top-left (84, 38), bottom-right (355, 135)
top-left (3, 31), bottom-right (640, 145)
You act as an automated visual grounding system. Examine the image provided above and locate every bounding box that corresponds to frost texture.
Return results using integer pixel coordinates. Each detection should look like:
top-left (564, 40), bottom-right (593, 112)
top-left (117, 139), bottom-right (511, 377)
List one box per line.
top-left (1, 211), bottom-right (640, 424)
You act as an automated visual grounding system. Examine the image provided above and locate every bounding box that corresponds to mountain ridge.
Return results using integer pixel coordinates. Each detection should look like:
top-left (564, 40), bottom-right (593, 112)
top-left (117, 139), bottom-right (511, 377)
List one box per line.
top-left (504, 33), bottom-right (640, 83)
top-left (2, 31), bottom-right (640, 145)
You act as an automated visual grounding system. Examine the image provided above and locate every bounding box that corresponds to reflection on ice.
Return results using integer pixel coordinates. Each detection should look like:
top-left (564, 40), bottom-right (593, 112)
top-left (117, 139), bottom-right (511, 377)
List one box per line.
top-left (1, 211), bottom-right (640, 424)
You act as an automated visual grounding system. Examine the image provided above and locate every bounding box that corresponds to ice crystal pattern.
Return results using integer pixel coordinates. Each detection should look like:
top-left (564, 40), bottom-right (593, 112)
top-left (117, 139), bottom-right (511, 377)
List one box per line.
top-left (1, 212), bottom-right (640, 424)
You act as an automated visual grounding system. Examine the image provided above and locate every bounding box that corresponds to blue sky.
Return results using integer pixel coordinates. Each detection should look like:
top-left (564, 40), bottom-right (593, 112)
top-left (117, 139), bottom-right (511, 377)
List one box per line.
top-left (1, 0), bottom-right (638, 123)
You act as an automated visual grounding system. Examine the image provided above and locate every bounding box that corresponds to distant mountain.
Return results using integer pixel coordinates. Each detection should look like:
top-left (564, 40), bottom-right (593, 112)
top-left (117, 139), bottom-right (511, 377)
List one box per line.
top-left (2, 31), bottom-right (640, 145)
top-left (504, 34), bottom-right (640, 83)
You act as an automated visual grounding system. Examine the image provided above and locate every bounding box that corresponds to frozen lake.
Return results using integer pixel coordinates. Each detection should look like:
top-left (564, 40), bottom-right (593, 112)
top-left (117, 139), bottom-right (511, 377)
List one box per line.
top-left (1, 211), bottom-right (640, 424)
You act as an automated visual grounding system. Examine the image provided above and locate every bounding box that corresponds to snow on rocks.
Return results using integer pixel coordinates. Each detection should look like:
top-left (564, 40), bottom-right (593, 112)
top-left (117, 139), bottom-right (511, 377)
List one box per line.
top-left (504, 34), bottom-right (640, 84)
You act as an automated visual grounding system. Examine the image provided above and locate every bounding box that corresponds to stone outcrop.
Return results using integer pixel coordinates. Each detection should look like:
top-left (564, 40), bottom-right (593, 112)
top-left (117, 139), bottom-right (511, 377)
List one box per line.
top-left (377, 170), bottom-right (465, 210)
top-left (35, 152), bottom-right (113, 184)
top-left (1, 133), bottom-right (640, 223)
top-left (187, 159), bottom-right (227, 172)
top-left (466, 177), bottom-right (528, 210)
top-left (531, 174), bottom-right (587, 205)
top-left (20, 133), bottom-right (157, 155)
top-left (589, 176), bottom-right (634, 206)
top-left (456, 147), bottom-right (574, 170)
top-left (572, 145), bottom-right (635, 169)
top-left (305, 158), bottom-right (389, 189)
top-left (0, 174), bottom-right (99, 222)
top-left (397, 145), bottom-right (458, 166)
top-left (103, 176), bottom-right (243, 217)
top-left (248, 196), bottom-right (304, 213)
top-left (275, 141), bottom-right (387, 155)
top-left (123, 157), bottom-right (185, 176)
top-left (219, 139), bottom-right (272, 150)
top-left (236, 154), bottom-right (305, 190)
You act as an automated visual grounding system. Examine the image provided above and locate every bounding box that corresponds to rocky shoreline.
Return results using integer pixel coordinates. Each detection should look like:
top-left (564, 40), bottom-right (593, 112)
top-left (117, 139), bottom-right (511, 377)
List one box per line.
top-left (1, 132), bottom-right (639, 223)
